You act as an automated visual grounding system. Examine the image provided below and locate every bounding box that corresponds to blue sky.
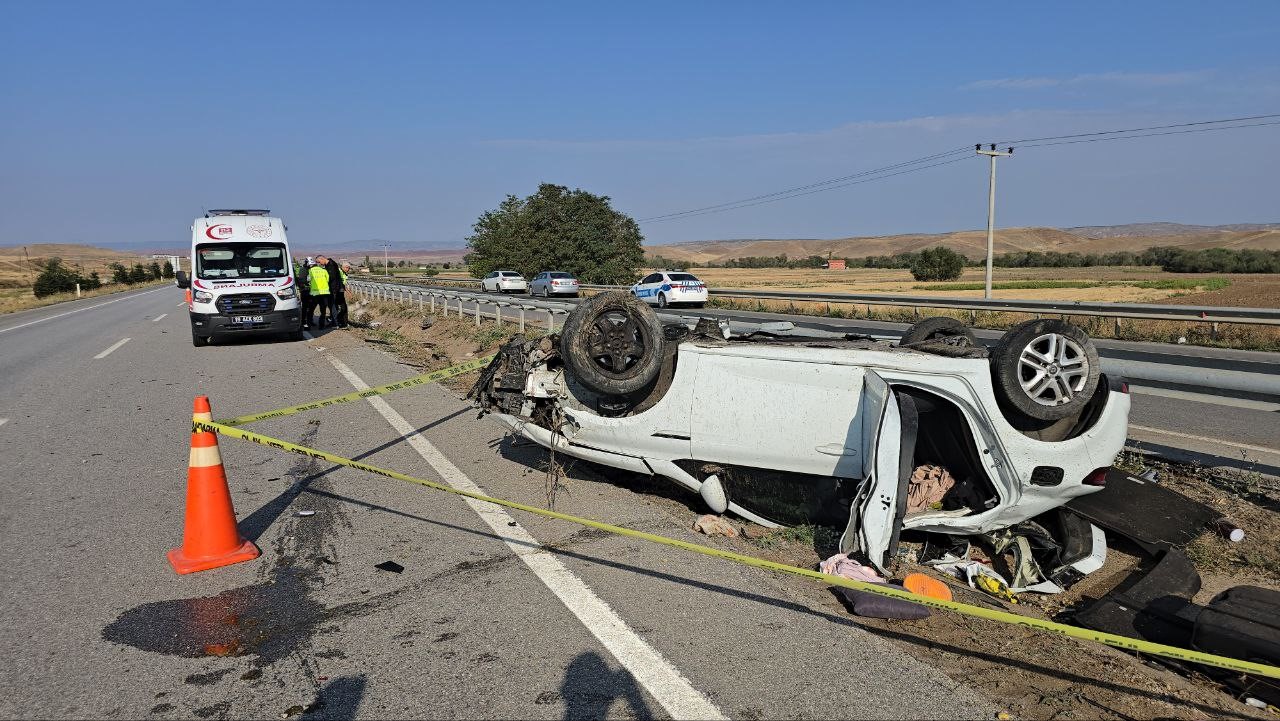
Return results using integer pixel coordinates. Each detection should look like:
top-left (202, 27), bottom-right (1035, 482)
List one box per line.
top-left (2, 1), bottom-right (1278, 250)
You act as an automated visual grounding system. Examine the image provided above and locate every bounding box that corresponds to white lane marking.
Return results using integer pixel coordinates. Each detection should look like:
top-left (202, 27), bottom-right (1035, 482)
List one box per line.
top-left (177, 302), bottom-right (187, 307)
top-left (0, 288), bottom-right (169, 335)
top-left (1128, 384), bottom-right (1280, 412)
top-left (321, 353), bottom-right (725, 720)
top-left (0, 419), bottom-right (8, 428)
top-left (1129, 424), bottom-right (1280, 456)
top-left (152, 313), bottom-right (168, 322)
top-left (93, 338), bottom-right (131, 359)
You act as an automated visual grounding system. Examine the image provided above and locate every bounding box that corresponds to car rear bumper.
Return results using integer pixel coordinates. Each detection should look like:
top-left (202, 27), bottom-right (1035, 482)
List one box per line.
top-left (190, 310), bottom-right (300, 336)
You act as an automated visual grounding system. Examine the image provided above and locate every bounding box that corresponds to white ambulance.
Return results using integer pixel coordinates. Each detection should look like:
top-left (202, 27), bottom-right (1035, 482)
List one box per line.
top-left (175, 209), bottom-right (303, 347)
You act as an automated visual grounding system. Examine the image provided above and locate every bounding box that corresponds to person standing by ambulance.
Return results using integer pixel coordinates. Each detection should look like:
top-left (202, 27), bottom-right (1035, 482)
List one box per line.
top-left (298, 256), bottom-right (314, 329)
top-left (309, 255), bottom-right (333, 329)
top-left (325, 256), bottom-right (348, 328)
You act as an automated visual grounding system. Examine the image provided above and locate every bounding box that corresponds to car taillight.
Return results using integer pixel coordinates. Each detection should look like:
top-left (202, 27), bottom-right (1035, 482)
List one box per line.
top-left (1083, 467), bottom-right (1109, 486)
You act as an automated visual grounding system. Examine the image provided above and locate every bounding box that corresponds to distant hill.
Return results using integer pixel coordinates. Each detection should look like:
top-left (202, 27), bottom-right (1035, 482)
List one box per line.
top-left (644, 224), bottom-right (1280, 264)
top-left (1065, 222), bottom-right (1280, 239)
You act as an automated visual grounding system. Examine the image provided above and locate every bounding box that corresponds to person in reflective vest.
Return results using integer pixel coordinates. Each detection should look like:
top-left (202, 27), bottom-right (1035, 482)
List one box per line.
top-left (309, 256), bottom-right (332, 329)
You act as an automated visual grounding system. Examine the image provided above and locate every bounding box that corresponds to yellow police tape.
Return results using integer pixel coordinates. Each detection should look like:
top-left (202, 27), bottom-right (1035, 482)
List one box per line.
top-left (217, 356), bottom-right (496, 426)
top-left (194, 416), bottom-right (1280, 681)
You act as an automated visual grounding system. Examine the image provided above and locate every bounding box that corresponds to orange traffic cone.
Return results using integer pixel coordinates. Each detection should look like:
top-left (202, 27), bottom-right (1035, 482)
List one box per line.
top-left (167, 396), bottom-right (260, 574)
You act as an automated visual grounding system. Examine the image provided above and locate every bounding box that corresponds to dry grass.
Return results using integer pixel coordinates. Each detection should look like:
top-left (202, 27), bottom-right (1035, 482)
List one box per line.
top-left (0, 280), bottom-right (172, 315)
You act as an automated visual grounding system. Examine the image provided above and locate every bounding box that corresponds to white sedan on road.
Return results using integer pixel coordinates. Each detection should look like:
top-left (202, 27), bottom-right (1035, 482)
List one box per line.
top-left (481, 270), bottom-right (528, 293)
top-left (630, 271), bottom-right (708, 308)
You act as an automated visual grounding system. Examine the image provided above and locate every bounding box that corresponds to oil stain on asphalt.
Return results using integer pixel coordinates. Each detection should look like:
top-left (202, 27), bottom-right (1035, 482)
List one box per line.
top-left (102, 431), bottom-right (343, 664)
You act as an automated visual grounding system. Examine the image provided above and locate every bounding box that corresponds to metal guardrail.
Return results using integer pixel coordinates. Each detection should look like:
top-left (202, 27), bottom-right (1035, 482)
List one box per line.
top-left (365, 276), bottom-right (1280, 325)
top-left (349, 280), bottom-right (1280, 398)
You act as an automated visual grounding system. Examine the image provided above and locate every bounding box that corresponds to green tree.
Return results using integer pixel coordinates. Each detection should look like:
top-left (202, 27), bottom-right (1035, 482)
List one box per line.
top-left (161, 260), bottom-right (174, 279)
top-left (33, 257), bottom-right (80, 298)
top-left (148, 261), bottom-right (163, 280)
top-left (84, 271), bottom-right (103, 290)
top-left (109, 262), bottom-right (130, 285)
top-left (129, 263), bottom-right (149, 283)
top-left (909, 246), bottom-right (965, 282)
top-left (422, 267), bottom-right (439, 277)
top-left (465, 183), bottom-right (645, 284)
top-left (363, 255), bottom-right (372, 269)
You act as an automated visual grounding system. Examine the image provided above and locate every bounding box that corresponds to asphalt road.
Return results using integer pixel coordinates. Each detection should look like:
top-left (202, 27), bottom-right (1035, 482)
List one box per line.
top-left (0, 287), bottom-right (994, 719)
top-left (362, 281), bottom-right (1280, 477)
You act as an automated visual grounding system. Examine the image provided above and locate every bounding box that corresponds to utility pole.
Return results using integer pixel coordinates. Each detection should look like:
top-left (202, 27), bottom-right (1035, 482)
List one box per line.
top-left (976, 143), bottom-right (1013, 299)
top-left (382, 243), bottom-right (391, 277)
top-left (22, 246), bottom-right (34, 287)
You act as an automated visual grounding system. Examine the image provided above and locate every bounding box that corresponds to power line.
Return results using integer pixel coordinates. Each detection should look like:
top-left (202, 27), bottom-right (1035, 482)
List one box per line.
top-left (641, 155), bottom-right (973, 223)
top-left (1011, 120), bottom-right (1280, 148)
top-left (996, 113), bottom-right (1280, 145)
top-left (637, 146), bottom-right (973, 222)
top-left (637, 112), bottom-right (1280, 224)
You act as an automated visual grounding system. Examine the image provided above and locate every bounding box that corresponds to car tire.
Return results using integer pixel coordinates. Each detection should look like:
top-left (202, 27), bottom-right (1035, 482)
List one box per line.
top-left (657, 293), bottom-right (668, 309)
top-left (991, 319), bottom-right (1100, 422)
top-left (560, 291), bottom-right (665, 396)
top-left (900, 316), bottom-right (977, 347)
top-left (192, 332), bottom-right (209, 347)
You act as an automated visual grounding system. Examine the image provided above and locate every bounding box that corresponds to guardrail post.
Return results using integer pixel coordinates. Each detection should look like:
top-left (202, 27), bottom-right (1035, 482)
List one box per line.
top-left (1114, 317), bottom-right (1122, 335)
top-left (474, 302), bottom-right (481, 327)
top-left (495, 304), bottom-right (503, 326)
top-left (430, 294), bottom-right (436, 313)
top-left (969, 310), bottom-right (977, 325)
top-left (519, 306), bottom-right (526, 333)
top-left (418, 292), bottom-right (424, 312)
top-left (1211, 321), bottom-right (1219, 341)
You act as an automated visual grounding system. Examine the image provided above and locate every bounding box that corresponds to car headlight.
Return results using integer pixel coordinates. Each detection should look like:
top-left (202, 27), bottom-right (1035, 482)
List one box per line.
top-left (193, 290), bottom-right (213, 303)
top-left (276, 286), bottom-right (296, 299)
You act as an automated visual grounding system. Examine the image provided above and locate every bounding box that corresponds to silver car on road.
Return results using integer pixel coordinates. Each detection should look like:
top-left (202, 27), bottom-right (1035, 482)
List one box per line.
top-left (530, 271), bottom-right (581, 297)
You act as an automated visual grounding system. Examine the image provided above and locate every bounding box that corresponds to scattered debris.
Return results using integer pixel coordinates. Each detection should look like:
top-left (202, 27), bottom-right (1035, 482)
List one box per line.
top-left (907, 464), bottom-right (955, 513)
top-left (742, 525), bottom-right (770, 540)
top-left (293, 510), bottom-right (316, 517)
top-left (420, 316), bottom-right (435, 329)
top-left (692, 514), bottom-right (738, 537)
top-left (374, 561), bottom-right (404, 574)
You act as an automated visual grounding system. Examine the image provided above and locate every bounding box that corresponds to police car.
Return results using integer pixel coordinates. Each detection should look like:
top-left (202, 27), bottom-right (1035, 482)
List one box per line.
top-left (630, 271), bottom-right (708, 308)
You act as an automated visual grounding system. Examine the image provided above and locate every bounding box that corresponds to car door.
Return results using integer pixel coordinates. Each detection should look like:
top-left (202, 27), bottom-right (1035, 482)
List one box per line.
top-left (634, 273), bottom-right (662, 304)
top-left (839, 371), bottom-right (915, 573)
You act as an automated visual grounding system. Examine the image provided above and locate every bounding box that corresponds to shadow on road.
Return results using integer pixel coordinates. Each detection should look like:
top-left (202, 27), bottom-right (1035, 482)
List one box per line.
top-left (560, 651), bottom-right (652, 720)
top-left (238, 407), bottom-right (471, 541)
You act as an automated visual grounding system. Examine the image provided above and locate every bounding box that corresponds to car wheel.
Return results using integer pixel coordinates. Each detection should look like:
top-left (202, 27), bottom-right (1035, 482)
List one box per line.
top-left (191, 332), bottom-right (208, 348)
top-left (900, 316), bottom-right (977, 347)
top-left (560, 291), bottom-right (665, 396)
top-left (991, 319), bottom-right (1100, 421)
top-left (691, 302), bottom-right (705, 309)
top-left (657, 293), bottom-right (668, 309)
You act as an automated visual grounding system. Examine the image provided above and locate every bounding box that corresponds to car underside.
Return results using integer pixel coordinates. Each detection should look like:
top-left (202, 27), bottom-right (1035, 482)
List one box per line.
top-left (470, 292), bottom-right (1130, 576)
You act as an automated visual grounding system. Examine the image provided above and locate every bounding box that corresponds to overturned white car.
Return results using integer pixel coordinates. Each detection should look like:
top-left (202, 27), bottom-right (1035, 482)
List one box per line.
top-left (471, 292), bottom-right (1129, 573)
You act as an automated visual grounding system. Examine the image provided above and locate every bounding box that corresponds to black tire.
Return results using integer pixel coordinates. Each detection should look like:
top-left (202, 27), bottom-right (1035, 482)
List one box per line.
top-left (657, 293), bottom-right (668, 309)
top-left (560, 291), bottom-right (665, 396)
top-left (900, 316), bottom-right (977, 347)
top-left (991, 319), bottom-right (1100, 422)
top-left (192, 332), bottom-right (209, 347)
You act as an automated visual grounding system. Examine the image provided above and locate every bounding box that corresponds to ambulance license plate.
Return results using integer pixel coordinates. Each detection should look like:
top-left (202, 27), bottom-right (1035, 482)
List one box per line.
top-left (233, 315), bottom-right (264, 324)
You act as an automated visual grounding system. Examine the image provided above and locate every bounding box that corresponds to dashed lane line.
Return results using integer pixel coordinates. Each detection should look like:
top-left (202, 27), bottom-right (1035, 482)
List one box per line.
top-left (0, 288), bottom-right (169, 335)
top-left (152, 313), bottom-right (168, 322)
top-left (93, 338), bottom-right (131, 359)
top-left (315, 343), bottom-right (726, 720)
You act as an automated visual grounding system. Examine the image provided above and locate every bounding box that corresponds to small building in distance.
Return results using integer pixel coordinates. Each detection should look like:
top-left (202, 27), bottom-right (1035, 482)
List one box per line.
top-left (824, 259), bottom-right (846, 270)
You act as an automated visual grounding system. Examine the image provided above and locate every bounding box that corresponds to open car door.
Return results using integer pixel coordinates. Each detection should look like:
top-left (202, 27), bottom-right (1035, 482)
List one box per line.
top-left (840, 372), bottom-right (918, 573)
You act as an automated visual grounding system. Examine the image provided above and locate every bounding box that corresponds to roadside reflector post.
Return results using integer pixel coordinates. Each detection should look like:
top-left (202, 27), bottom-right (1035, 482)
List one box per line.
top-left (519, 306), bottom-right (526, 333)
top-left (430, 294), bottom-right (436, 313)
top-left (418, 292), bottom-right (423, 312)
top-left (474, 302), bottom-right (481, 327)
top-left (76, 283), bottom-right (82, 298)
top-left (495, 304), bottom-right (502, 327)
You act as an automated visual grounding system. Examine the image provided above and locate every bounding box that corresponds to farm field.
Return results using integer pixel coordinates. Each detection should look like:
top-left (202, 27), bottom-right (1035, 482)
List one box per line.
top-left (683, 266), bottom-right (1277, 304)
